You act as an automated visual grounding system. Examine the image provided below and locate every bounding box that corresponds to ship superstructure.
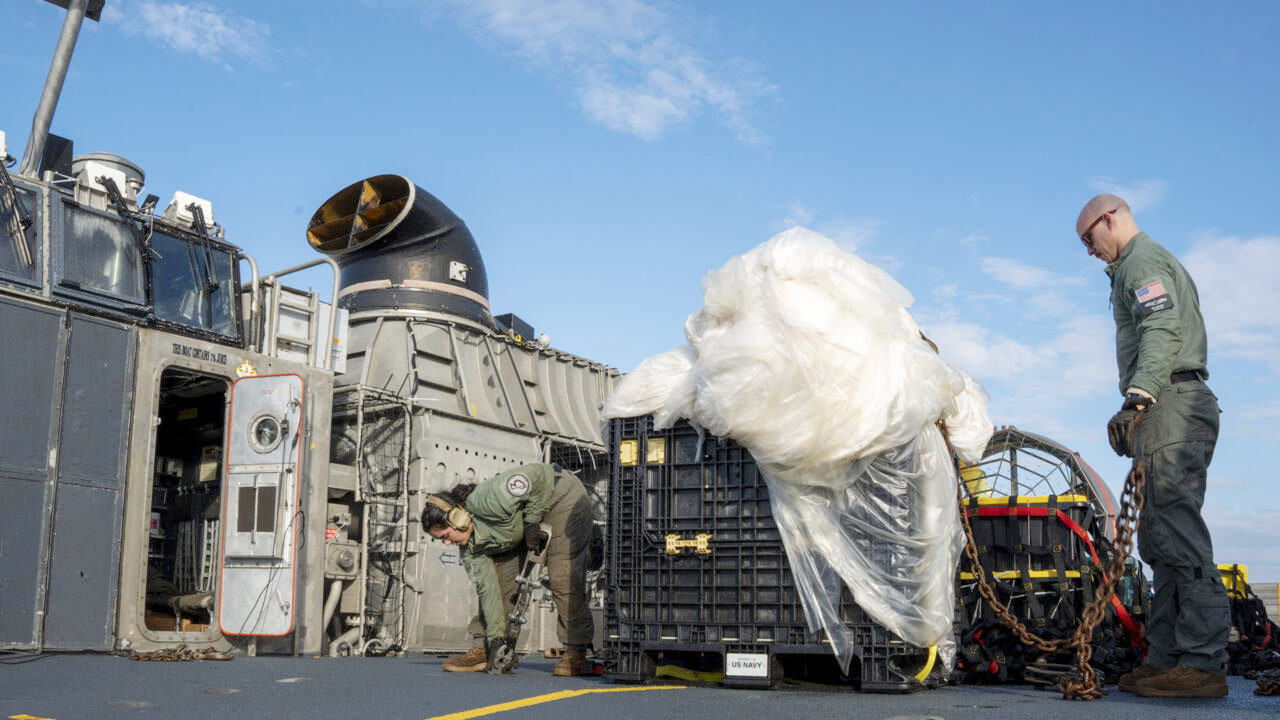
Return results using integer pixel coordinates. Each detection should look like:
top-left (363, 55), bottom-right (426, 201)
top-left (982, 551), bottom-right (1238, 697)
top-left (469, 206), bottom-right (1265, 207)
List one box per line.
top-left (0, 0), bottom-right (616, 659)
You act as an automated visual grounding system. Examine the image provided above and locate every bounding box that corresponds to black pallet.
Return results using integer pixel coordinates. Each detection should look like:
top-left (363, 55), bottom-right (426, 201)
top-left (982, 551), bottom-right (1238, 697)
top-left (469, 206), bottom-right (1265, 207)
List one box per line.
top-left (605, 416), bottom-right (932, 692)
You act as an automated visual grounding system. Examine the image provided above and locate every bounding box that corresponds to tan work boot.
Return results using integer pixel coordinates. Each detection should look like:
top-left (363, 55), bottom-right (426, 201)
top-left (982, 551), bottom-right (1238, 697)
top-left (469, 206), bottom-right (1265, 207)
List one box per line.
top-left (442, 647), bottom-right (487, 672)
top-left (1135, 664), bottom-right (1228, 698)
top-left (553, 647), bottom-right (587, 677)
top-left (1118, 662), bottom-right (1168, 693)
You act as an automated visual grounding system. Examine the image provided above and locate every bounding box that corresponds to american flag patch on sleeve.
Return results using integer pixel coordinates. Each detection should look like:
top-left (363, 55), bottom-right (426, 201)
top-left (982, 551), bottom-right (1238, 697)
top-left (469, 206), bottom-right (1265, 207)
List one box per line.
top-left (1133, 279), bottom-right (1173, 315)
top-left (1136, 280), bottom-right (1166, 302)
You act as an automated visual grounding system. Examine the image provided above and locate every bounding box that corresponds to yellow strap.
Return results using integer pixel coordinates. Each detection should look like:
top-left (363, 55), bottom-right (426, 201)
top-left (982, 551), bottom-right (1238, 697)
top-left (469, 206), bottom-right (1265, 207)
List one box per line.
top-left (960, 570), bottom-right (1082, 580)
top-left (656, 664), bottom-right (724, 683)
top-left (914, 645), bottom-right (938, 683)
top-left (970, 494), bottom-right (1089, 506)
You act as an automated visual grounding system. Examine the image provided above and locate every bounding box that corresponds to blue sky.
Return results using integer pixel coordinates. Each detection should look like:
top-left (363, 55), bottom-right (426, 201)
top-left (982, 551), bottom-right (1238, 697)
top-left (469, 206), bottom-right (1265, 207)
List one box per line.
top-left (4, 1), bottom-right (1278, 580)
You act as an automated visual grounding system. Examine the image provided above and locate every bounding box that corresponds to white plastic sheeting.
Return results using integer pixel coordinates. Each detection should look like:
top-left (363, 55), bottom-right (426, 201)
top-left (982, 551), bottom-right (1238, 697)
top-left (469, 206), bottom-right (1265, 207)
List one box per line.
top-left (602, 227), bottom-right (993, 672)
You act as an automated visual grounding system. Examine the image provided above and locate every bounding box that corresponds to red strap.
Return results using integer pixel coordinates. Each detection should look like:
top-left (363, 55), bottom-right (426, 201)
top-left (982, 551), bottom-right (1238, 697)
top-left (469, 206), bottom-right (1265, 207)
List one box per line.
top-left (1048, 508), bottom-right (1147, 655)
top-left (967, 504), bottom-right (1148, 655)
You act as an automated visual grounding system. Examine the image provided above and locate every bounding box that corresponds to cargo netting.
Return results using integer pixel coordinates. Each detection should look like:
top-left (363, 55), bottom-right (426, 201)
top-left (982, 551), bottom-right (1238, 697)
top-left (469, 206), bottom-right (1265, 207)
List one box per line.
top-left (602, 227), bottom-right (993, 672)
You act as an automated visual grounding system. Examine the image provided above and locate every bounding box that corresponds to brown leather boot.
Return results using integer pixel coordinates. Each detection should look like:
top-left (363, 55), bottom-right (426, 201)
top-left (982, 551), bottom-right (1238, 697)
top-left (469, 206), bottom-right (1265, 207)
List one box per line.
top-left (1118, 663), bottom-right (1168, 693)
top-left (442, 647), bottom-right (487, 672)
top-left (553, 647), bottom-right (587, 677)
top-left (1135, 664), bottom-right (1228, 698)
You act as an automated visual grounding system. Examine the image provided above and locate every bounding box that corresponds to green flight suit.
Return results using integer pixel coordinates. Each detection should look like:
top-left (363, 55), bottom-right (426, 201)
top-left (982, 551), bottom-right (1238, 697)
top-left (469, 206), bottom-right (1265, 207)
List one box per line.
top-left (459, 463), bottom-right (595, 649)
top-left (1106, 232), bottom-right (1229, 675)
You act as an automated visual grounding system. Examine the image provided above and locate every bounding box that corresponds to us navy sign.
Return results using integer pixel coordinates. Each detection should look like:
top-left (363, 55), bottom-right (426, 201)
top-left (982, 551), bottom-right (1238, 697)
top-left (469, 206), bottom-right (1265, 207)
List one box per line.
top-left (725, 652), bottom-right (769, 678)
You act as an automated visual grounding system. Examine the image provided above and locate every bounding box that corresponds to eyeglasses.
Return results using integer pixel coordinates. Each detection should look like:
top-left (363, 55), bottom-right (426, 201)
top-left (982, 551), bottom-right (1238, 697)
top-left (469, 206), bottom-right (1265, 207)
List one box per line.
top-left (1080, 209), bottom-right (1116, 247)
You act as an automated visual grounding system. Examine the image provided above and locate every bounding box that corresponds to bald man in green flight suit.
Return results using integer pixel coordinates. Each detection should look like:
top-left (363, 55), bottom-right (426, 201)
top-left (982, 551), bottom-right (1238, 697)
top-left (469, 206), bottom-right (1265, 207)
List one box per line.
top-left (1076, 194), bottom-right (1230, 699)
top-left (422, 463), bottom-right (595, 676)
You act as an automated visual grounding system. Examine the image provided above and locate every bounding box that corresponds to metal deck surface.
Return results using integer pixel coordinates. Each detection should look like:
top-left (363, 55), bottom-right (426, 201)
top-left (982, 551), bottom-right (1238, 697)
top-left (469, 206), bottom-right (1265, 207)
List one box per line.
top-left (1, 653), bottom-right (1274, 720)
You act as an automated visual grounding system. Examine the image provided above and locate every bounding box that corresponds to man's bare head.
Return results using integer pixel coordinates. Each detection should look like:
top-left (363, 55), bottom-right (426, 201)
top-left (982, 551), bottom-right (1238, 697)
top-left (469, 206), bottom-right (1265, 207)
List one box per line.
top-left (1076, 194), bottom-right (1139, 263)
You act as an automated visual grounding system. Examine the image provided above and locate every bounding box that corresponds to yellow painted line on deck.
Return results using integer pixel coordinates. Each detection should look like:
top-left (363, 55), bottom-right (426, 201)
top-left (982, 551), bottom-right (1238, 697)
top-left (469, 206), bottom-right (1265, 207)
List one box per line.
top-left (10, 714), bottom-right (56, 720)
top-left (425, 685), bottom-right (689, 720)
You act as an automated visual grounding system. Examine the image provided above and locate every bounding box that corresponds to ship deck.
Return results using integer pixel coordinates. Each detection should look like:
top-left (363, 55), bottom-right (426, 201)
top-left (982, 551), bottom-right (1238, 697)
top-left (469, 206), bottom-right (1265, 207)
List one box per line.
top-left (1, 653), bottom-right (1274, 720)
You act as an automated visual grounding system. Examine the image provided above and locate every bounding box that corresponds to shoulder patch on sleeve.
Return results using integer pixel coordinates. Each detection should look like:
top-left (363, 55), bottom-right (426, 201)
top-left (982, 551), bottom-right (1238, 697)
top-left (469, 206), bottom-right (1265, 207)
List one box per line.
top-left (505, 474), bottom-right (530, 497)
top-left (1133, 279), bottom-right (1173, 316)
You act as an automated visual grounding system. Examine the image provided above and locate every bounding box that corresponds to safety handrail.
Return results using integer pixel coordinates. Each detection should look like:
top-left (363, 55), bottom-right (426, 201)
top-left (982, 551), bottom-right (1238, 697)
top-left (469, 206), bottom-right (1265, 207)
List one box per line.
top-left (262, 257), bottom-right (341, 370)
top-left (238, 252), bottom-right (260, 351)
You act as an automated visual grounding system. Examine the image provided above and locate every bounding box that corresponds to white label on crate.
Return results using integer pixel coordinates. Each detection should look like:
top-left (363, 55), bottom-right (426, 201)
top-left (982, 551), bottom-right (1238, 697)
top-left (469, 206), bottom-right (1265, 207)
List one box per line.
top-left (725, 652), bottom-right (769, 678)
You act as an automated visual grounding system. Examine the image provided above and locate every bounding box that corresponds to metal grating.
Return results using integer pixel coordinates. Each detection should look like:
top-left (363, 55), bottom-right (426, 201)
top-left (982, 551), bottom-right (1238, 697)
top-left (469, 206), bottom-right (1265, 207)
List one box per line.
top-left (332, 387), bottom-right (413, 655)
top-left (966, 428), bottom-right (1118, 540)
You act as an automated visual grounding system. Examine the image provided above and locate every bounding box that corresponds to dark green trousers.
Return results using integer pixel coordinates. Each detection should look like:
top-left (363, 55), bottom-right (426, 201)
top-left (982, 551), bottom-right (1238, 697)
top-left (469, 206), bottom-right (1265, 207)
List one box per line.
top-left (1135, 377), bottom-right (1230, 675)
top-left (468, 474), bottom-right (595, 649)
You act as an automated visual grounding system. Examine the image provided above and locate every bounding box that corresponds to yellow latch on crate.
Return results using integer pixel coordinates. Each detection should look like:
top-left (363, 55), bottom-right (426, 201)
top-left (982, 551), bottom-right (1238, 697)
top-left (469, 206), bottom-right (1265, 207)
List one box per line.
top-left (619, 439), bottom-right (638, 466)
top-left (646, 437), bottom-right (666, 464)
top-left (665, 533), bottom-right (712, 555)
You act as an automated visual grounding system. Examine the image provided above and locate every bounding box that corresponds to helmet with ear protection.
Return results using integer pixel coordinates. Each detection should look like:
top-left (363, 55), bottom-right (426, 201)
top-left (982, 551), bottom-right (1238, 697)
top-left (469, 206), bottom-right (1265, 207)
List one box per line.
top-left (426, 495), bottom-right (473, 531)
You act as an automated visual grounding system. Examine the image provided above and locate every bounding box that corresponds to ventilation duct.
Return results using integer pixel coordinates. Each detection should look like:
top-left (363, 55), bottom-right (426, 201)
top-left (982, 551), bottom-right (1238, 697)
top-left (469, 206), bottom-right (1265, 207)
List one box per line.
top-left (307, 175), bottom-right (490, 324)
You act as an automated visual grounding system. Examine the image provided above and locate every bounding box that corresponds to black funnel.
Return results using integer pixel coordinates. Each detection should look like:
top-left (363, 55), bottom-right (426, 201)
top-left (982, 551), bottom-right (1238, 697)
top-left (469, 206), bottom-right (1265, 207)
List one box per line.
top-left (307, 175), bottom-right (490, 323)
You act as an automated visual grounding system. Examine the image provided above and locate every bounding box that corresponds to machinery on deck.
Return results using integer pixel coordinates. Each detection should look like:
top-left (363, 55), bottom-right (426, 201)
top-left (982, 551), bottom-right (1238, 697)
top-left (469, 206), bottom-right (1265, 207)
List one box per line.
top-left (0, 0), bottom-right (615, 660)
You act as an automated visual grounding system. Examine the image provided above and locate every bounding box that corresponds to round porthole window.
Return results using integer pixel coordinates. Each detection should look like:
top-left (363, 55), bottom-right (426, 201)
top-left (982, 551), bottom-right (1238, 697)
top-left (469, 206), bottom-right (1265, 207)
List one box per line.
top-left (248, 413), bottom-right (284, 453)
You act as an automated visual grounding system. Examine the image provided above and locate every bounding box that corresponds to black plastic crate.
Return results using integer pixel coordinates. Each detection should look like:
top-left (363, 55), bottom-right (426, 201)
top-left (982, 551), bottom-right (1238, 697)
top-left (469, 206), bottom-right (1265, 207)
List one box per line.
top-left (962, 494), bottom-right (1103, 576)
top-left (605, 416), bottom-right (933, 691)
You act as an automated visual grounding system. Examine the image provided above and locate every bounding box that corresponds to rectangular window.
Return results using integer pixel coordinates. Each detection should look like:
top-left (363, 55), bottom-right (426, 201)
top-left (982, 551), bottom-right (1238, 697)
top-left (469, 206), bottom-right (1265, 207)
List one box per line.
top-left (237, 485), bottom-right (278, 534)
top-left (0, 184), bottom-right (39, 283)
top-left (255, 486), bottom-right (276, 532)
top-left (60, 204), bottom-right (144, 302)
top-left (151, 230), bottom-right (239, 338)
top-left (237, 486), bottom-right (256, 533)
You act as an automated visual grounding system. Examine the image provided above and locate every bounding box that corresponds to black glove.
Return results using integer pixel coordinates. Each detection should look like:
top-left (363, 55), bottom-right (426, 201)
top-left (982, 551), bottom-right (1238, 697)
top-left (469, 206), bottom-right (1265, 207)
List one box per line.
top-left (485, 636), bottom-right (513, 674)
top-left (1107, 394), bottom-right (1150, 458)
top-left (523, 522), bottom-right (548, 555)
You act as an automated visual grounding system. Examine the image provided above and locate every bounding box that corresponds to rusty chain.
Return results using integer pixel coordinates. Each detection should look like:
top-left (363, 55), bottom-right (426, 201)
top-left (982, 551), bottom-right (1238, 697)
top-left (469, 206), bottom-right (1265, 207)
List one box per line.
top-left (1255, 668), bottom-right (1280, 696)
top-left (947, 415), bottom-right (1147, 700)
top-left (129, 643), bottom-right (232, 661)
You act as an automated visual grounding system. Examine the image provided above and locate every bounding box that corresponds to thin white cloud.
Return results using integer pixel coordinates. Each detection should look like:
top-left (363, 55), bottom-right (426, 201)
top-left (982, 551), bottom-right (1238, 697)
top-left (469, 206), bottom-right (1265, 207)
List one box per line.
top-left (958, 231), bottom-right (986, 255)
top-left (103, 1), bottom-right (269, 67)
top-left (1088, 177), bottom-right (1167, 214)
top-left (918, 268), bottom-right (1116, 449)
top-left (773, 206), bottom-right (889, 268)
top-left (1238, 396), bottom-right (1280, 423)
top-left (1207, 476), bottom-right (1262, 491)
top-left (922, 313), bottom-right (1113, 397)
top-left (1046, 314), bottom-right (1117, 391)
top-left (821, 218), bottom-right (881, 255)
top-left (781, 201), bottom-right (815, 229)
top-left (442, 0), bottom-right (773, 144)
top-left (977, 256), bottom-right (1089, 320)
top-left (923, 318), bottom-right (1051, 380)
top-left (980, 256), bottom-right (1086, 291)
top-left (1183, 234), bottom-right (1280, 371)
top-left (1203, 506), bottom-right (1280, 580)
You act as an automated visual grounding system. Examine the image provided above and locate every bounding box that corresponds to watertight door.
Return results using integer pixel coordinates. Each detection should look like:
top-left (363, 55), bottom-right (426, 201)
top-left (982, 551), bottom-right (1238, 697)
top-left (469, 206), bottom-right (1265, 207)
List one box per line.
top-left (217, 373), bottom-right (304, 637)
